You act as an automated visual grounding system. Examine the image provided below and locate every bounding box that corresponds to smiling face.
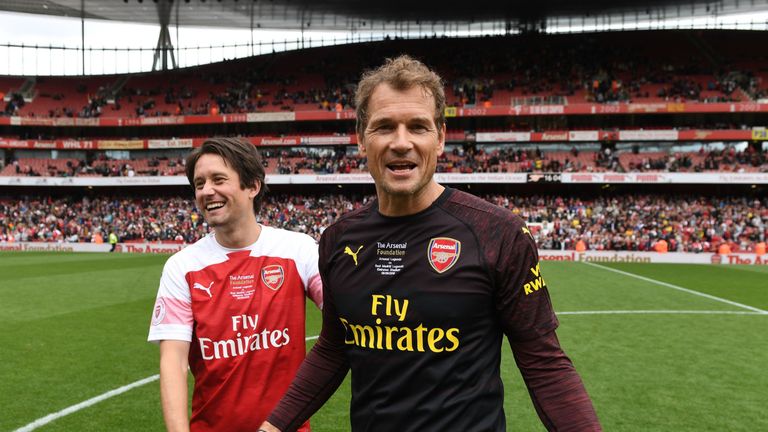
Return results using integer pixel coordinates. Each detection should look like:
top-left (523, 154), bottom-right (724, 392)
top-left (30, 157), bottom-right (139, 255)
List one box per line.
top-left (192, 153), bottom-right (259, 236)
top-left (358, 83), bottom-right (445, 215)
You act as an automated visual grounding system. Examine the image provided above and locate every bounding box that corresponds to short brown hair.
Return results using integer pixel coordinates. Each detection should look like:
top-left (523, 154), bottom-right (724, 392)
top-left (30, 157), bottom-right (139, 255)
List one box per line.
top-left (185, 137), bottom-right (268, 214)
top-left (355, 55), bottom-right (446, 138)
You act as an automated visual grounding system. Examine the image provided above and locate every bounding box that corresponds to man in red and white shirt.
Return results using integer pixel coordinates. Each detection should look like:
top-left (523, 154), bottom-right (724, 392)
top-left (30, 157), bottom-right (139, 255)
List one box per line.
top-left (148, 137), bottom-right (322, 432)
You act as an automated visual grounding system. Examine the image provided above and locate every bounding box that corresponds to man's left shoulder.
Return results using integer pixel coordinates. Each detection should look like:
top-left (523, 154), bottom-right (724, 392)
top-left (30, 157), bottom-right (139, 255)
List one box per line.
top-left (443, 189), bottom-right (525, 228)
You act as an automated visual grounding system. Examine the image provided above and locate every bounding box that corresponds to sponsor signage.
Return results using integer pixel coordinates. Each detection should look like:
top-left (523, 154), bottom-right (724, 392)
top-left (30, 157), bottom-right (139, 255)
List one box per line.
top-left (539, 131), bottom-right (569, 141)
top-left (476, 132), bottom-right (531, 142)
top-left (147, 139), bottom-right (194, 149)
top-left (528, 105), bottom-right (566, 115)
top-left (4, 103), bottom-right (768, 128)
top-left (4, 242), bottom-right (766, 265)
top-left (300, 135), bottom-right (354, 145)
top-left (752, 128), bottom-right (768, 141)
top-left (0, 176), bottom-right (187, 186)
top-left (258, 137), bottom-right (300, 146)
top-left (61, 140), bottom-right (95, 150)
top-left (97, 140), bottom-right (144, 150)
top-left (561, 173), bottom-right (768, 184)
top-left (618, 130), bottom-right (679, 141)
top-left (0, 128), bottom-right (757, 150)
top-left (527, 173), bottom-right (562, 183)
top-left (569, 131), bottom-right (599, 141)
top-left (0, 139), bottom-right (32, 148)
top-left (537, 251), bottom-right (768, 265)
top-left (246, 112), bottom-right (296, 122)
top-left (1, 172), bottom-right (765, 187)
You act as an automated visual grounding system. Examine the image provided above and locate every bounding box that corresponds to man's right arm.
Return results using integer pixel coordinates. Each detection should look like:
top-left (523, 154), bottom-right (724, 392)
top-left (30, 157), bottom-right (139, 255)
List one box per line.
top-left (263, 294), bottom-right (350, 431)
top-left (159, 340), bottom-right (191, 432)
top-left (262, 227), bottom-right (351, 432)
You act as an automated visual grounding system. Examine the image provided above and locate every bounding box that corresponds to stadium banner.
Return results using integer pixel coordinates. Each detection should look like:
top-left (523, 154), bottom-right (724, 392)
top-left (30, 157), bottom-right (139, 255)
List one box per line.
top-left (569, 131), bottom-right (600, 141)
top-left (221, 114), bottom-right (249, 123)
top-left (300, 135), bottom-right (355, 145)
top-left (538, 250), bottom-right (768, 265)
top-left (476, 132), bottom-right (531, 142)
top-left (272, 174), bottom-right (375, 184)
top-left (527, 173), bottom-right (562, 183)
top-left (435, 173), bottom-right (528, 183)
top-left (114, 243), bottom-right (187, 254)
top-left (0, 139), bottom-right (32, 148)
top-left (0, 176), bottom-right (187, 186)
top-left (5, 117), bottom-right (102, 127)
top-left (751, 128), bottom-right (768, 141)
top-left (624, 103), bottom-right (670, 113)
top-left (562, 172), bottom-right (768, 184)
top-left (677, 130), bottom-right (751, 140)
top-left (97, 140), bottom-right (145, 150)
top-left (29, 141), bottom-right (57, 149)
top-left (246, 112), bottom-right (296, 122)
top-left (0, 242), bottom-right (109, 253)
top-left (0, 129), bottom-right (755, 150)
top-left (714, 253), bottom-right (768, 265)
top-left (4, 242), bottom-right (765, 264)
top-left (147, 139), bottom-right (194, 149)
top-left (534, 131), bottom-right (570, 141)
top-left (256, 137), bottom-right (301, 146)
top-left (119, 116), bottom-right (189, 126)
top-left (265, 173), bottom-right (528, 185)
top-left (294, 110), bottom-right (357, 121)
top-left (618, 130), bottom-right (679, 141)
top-left (0, 139), bottom-right (98, 150)
top-left (5, 103), bottom-right (768, 128)
top-left (2, 172), bottom-right (766, 187)
top-left (60, 140), bottom-right (97, 150)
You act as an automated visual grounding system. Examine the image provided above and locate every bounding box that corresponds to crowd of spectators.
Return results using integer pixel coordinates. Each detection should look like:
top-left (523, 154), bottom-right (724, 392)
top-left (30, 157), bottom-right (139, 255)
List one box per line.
top-left (1, 193), bottom-right (765, 253)
top-left (486, 194), bottom-right (766, 253)
top-left (5, 146), bottom-right (767, 177)
top-left (625, 146), bottom-right (768, 173)
top-left (262, 148), bottom-right (366, 175)
top-left (5, 155), bottom-right (187, 177)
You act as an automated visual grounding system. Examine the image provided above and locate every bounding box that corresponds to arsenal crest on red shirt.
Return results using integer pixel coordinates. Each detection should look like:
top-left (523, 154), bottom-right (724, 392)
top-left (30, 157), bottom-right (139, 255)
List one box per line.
top-left (428, 237), bottom-right (461, 273)
top-left (261, 264), bottom-right (285, 290)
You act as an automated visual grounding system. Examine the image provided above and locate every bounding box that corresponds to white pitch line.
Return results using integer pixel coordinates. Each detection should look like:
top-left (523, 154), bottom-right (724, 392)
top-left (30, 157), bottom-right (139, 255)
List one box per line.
top-left (13, 375), bottom-right (160, 432)
top-left (558, 310), bottom-right (767, 316)
top-left (13, 335), bottom-right (321, 432)
top-left (582, 261), bottom-right (768, 314)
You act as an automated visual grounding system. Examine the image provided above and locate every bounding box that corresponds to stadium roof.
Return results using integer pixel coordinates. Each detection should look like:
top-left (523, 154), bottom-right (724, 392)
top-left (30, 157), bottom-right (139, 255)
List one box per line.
top-left (1, 0), bottom-right (764, 31)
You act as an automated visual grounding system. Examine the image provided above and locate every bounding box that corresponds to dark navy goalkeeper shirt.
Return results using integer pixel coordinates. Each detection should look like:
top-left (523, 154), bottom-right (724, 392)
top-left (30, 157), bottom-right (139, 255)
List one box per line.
top-left (319, 187), bottom-right (558, 431)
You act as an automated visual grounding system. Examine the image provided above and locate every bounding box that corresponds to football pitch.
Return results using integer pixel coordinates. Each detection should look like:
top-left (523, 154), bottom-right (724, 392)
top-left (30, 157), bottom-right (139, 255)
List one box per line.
top-left (1, 251), bottom-right (766, 431)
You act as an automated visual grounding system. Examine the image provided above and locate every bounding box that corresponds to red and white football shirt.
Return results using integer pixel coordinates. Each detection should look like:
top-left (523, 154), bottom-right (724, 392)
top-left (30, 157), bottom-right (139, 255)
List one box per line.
top-left (148, 226), bottom-right (322, 432)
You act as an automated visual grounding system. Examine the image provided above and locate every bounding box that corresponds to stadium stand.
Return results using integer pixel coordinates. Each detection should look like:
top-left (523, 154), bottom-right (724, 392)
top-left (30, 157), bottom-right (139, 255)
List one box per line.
top-left (3, 146), bottom-right (766, 177)
top-left (2, 31), bottom-right (765, 119)
top-left (2, 194), bottom-right (765, 253)
top-left (1, 31), bottom-right (766, 254)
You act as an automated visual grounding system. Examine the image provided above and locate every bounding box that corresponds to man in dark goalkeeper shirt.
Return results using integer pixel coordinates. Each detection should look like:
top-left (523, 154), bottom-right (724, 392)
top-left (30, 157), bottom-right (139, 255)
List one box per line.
top-left (259, 55), bottom-right (601, 432)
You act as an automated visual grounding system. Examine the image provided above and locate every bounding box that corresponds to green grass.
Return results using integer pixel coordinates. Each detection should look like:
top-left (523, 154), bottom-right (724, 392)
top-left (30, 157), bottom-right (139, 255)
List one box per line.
top-left (1, 252), bottom-right (766, 431)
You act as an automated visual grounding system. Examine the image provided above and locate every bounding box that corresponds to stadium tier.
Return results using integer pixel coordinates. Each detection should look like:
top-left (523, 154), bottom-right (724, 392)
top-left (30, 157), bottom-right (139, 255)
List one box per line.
top-left (2, 31), bottom-right (768, 120)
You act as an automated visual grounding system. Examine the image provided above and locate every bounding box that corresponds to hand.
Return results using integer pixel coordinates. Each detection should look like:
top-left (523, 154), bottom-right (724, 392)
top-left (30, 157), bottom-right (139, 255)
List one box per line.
top-left (258, 421), bottom-right (281, 432)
